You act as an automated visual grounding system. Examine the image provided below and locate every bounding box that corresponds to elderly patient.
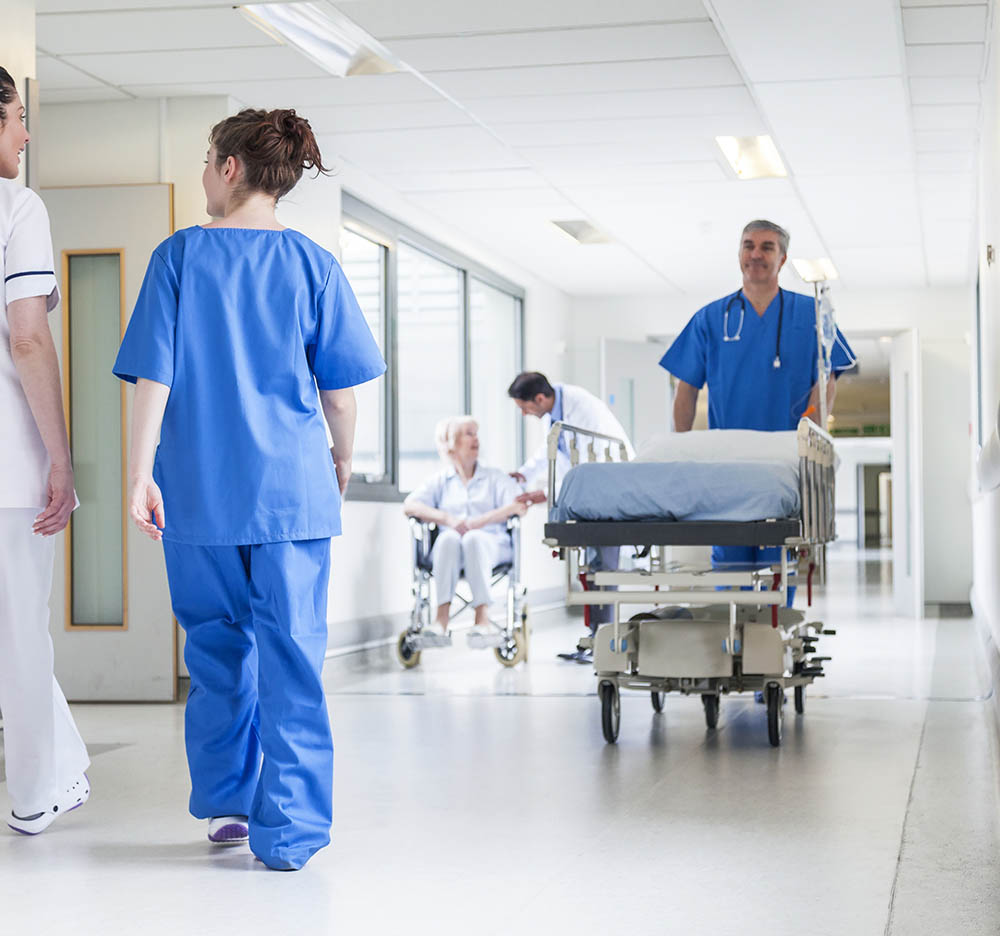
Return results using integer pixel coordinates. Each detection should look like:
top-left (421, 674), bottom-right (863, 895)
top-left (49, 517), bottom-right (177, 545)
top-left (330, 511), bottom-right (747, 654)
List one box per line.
top-left (403, 417), bottom-right (527, 639)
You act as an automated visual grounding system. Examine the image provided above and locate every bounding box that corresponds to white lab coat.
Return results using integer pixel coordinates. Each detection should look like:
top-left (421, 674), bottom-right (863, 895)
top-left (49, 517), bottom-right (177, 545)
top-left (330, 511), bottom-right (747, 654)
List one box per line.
top-left (517, 383), bottom-right (635, 489)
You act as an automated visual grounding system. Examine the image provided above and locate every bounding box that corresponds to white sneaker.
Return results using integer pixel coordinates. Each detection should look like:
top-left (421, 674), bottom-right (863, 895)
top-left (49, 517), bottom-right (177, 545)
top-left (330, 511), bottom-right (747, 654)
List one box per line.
top-left (208, 815), bottom-right (249, 845)
top-left (8, 774), bottom-right (90, 836)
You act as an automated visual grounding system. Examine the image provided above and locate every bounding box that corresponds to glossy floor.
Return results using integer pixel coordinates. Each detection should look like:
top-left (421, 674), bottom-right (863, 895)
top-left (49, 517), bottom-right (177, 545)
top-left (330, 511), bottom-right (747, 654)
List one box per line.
top-left (1, 544), bottom-right (998, 936)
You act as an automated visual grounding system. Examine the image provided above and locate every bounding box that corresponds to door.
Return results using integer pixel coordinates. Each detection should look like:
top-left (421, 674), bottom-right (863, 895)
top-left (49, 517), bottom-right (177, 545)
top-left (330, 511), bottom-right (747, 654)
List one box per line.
top-left (44, 184), bottom-right (176, 700)
top-left (890, 329), bottom-right (924, 617)
top-left (599, 337), bottom-right (671, 450)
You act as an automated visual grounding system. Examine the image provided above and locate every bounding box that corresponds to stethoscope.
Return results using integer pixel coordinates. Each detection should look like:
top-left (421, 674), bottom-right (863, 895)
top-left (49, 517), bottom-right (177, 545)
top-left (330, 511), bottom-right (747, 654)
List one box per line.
top-left (723, 287), bottom-right (785, 369)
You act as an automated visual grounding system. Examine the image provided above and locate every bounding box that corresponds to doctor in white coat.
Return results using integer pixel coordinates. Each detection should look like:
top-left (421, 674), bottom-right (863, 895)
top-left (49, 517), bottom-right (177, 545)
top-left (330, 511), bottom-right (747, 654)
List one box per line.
top-left (0, 66), bottom-right (90, 835)
top-left (507, 371), bottom-right (634, 662)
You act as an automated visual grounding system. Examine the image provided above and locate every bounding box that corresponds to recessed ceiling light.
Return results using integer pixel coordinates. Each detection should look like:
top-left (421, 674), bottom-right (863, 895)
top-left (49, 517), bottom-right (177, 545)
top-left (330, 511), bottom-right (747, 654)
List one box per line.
top-left (550, 219), bottom-right (612, 245)
top-left (239, 2), bottom-right (399, 77)
top-left (715, 135), bottom-right (787, 180)
top-left (791, 257), bottom-right (839, 282)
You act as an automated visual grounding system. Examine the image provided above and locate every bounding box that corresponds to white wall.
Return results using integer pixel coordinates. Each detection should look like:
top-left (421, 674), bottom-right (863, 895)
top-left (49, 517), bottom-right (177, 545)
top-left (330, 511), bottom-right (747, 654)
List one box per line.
top-left (570, 284), bottom-right (974, 602)
top-left (973, 7), bottom-right (1000, 657)
top-left (39, 98), bottom-right (572, 653)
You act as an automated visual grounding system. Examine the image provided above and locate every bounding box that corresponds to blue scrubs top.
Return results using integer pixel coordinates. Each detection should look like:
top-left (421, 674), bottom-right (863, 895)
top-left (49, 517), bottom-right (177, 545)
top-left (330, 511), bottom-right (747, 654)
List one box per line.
top-left (659, 288), bottom-right (855, 431)
top-left (113, 226), bottom-right (386, 546)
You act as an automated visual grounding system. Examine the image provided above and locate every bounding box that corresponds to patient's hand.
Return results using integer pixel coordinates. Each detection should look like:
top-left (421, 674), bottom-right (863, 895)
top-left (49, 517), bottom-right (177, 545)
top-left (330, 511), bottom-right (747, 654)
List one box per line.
top-left (511, 501), bottom-right (528, 517)
top-left (452, 518), bottom-right (471, 535)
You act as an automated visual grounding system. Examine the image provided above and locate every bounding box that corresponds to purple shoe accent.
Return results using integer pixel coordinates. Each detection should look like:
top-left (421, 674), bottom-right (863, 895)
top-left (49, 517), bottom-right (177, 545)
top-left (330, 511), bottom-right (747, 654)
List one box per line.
top-left (208, 822), bottom-right (249, 843)
top-left (7, 823), bottom-right (40, 836)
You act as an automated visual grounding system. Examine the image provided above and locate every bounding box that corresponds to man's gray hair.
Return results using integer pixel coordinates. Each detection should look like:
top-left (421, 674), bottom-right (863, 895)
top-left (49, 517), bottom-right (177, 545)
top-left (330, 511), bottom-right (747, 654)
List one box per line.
top-left (741, 220), bottom-right (790, 257)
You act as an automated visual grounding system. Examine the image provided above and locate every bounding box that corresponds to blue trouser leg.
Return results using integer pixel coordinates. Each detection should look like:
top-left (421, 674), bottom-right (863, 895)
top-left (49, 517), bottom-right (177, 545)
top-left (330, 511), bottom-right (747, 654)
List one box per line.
top-left (163, 542), bottom-right (260, 819)
top-left (711, 545), bottom-right (796, 607)
top-left (163, 538), bottom-right (334, 870)
top-left (248, 539), bottom-right (333, 871)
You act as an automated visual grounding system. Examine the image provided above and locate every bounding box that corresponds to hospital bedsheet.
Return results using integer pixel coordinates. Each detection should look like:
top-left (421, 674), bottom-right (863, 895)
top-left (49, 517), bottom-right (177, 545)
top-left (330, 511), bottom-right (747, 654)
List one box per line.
top-left (550, 460), bottom-right (799, 524)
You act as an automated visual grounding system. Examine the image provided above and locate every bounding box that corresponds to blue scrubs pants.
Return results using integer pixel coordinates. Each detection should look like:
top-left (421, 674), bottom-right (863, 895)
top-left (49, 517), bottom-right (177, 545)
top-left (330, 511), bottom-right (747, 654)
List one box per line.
top-left (163, 538), bottom-right (333, 871)
top-left (712, 545), bottom-right (796, 607)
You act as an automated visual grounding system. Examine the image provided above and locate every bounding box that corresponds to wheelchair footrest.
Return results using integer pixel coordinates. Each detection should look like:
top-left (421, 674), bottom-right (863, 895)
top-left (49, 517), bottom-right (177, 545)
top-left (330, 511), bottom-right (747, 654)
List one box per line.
top-left (467, 629), bottom-right (507, 649)
top-left (410, 631), bottom-right (452, 650)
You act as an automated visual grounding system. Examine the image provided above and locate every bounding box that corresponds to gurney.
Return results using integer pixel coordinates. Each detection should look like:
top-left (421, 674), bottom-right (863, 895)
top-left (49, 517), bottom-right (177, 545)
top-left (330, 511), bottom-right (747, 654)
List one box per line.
top-left (543, 417), bottom-right (836, 746)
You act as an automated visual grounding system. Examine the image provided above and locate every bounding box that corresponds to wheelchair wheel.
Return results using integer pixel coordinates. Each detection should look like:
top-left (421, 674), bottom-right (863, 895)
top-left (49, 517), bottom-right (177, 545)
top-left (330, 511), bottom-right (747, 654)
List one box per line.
top-left (600, 681), bottom-right (620, 743)
top-left (794, 684), bottom-right (805, 714)
top-left (520, 609), bottom-right (530, 663)
top-left (396, 632), bottom-right (421, 669)
top-left (651, 691), bottom-right (665, 713)
top-left (494, 628), bottom-right (525, 668)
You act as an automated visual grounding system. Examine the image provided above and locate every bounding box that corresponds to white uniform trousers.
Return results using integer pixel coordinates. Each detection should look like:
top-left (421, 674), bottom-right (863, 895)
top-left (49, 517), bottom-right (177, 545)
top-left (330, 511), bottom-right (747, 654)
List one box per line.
top-left (430, 529), bottom-right (512, 609)
top-left (0, 509), bottom-right (89, 815)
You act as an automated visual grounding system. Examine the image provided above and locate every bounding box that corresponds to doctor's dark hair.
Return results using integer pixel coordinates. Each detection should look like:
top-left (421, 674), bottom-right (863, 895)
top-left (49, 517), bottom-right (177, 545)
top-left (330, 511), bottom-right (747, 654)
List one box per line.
top-left (0, 68), bottom-right (17, 124)
top-left (741, 219), bottom-right (790, 256)
top-left (209, 107), bottom-right (330, 203)
top-left (507, 371), bottom-right (555, 401)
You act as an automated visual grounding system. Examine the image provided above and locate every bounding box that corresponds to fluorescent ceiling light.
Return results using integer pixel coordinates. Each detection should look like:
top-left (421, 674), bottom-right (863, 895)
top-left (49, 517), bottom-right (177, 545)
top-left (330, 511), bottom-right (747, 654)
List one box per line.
top-left (715, 135), bottom-right (787, 180)
top-left (791, 257), bottom-right (839, 283)
top-left (239, 3), bottom-right (399, 77)
top-left (550, 219), bottom-right (613, 245)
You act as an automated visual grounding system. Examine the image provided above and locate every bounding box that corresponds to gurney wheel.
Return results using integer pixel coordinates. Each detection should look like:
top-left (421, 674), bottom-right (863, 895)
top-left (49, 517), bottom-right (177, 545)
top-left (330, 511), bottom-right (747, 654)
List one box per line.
top-left (494, 629), bottom-right (525, 668)
top-left (396, 632), bottom-right (421, 669)
top-left (794, 685), bottom-right (805, 714)
top-left (701, 693), bottom-right (719, 730)
top-left (766, 683), bottom-right (783, 747)
top-left (600, 681), bottom-right (620, 744)
top-left (651, 691), bottom-right (665, 713)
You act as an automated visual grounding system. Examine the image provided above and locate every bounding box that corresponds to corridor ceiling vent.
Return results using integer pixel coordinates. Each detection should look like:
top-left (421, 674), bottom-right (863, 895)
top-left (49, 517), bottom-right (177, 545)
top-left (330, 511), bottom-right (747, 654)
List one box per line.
top-left (791, 258), bottom-right (839, 283)
top-left (550, 220), bottom-right (613, 245)
top-left (239, 2), bottom-right (399, 77)
top-left (715, 135), bottom-right (788, 180)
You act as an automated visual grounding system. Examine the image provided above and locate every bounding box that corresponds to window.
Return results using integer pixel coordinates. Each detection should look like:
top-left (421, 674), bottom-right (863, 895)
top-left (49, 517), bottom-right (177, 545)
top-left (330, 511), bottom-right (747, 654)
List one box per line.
top-left (470, 278), bottom-right (522, 469)
top-left (339, 227), bottom-right (388, 480)
top-left (397, 244), bottom-right (465, 491)
top-left (339, 194), bottom-right (524, 497)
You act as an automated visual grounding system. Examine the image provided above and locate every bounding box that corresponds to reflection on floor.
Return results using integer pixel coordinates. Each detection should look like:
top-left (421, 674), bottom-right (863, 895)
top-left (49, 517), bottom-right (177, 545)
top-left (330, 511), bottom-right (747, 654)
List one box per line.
top-left (1, 543), bottom-right (998, 936)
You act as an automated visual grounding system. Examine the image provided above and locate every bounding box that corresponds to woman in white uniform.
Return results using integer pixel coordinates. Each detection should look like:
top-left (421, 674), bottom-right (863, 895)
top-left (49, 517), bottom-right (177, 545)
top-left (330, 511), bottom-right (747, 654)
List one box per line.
top-left (404, 417), bottom-right (528, 644)
top-left (0, 67), bottom-right (90, 835)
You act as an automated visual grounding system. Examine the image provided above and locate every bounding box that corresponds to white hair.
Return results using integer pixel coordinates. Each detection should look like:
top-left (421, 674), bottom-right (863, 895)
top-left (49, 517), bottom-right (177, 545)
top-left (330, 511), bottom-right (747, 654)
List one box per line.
top-left (435, 415), bottom-right (478, 462)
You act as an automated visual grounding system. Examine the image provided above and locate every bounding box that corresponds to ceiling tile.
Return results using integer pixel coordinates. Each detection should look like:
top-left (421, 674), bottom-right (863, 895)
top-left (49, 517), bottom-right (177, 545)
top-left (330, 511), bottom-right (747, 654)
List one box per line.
top-left (906, 43), bottom-right (985, 77)
top-left (330, 0), bottom-right (706, 38)
top-left (918, 173), bottom-right (976, 220)
top-left (37, 8), bottom-right (268, 54)
top-left (914, 128), bottom-right (978, 152)
top-left (36, 54), bottom-right (106, 90)
top-left (916, 151), bottom-right (976, 171)
top-left (378, 168), bottom-right (553, 193)
top-left (711, 0), bottom-right (903, 81)
top-left (546, 163), bottom-right (727, 187)
top-left (902, 6), bottom-right (988, 44)
top-left (517, 138), bottom-right (720, 168)
top-left (62, 46), bottom-right (328, 86)
top-left (321, 126), bottom-right (527, 172)
top-left (40, 87), bottom-right (132, 103)
top-left (797, 174), bottom-right (923, 247)
top-left (428, 57), bottom-right (742, 99)
top-left (386, 22), bottom-right (726, 72)
top-left (828, 246), bottom-right (927, 288)
top-left (756, 78), bottom-right (912, 175)
top-left (121, 74), bottom-right (440, 108)
top-left (909, 76), bottom-right (981, 105)
top-left (911, 103), bottom-right (980, 130)
top-left (469, 87), bottom-right (757, 123)
top-left (306, 101), bottom-right (472, 134)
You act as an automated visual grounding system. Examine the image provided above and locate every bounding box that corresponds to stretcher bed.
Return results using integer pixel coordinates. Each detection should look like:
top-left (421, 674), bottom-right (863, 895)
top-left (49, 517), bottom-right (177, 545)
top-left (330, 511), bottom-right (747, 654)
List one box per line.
top-left (543, 417), bottom-right (836, 746)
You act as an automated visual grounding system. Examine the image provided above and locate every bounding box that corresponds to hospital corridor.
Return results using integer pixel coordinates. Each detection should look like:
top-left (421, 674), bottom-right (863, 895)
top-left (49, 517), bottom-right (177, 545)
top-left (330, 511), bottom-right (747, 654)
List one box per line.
top-left (2, 1), bottom-right (1000, 934)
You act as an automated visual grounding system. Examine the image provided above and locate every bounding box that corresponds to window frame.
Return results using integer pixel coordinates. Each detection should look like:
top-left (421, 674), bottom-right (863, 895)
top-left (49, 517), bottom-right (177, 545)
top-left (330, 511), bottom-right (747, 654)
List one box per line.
top-left (341, 192), bottom-right (526, 501)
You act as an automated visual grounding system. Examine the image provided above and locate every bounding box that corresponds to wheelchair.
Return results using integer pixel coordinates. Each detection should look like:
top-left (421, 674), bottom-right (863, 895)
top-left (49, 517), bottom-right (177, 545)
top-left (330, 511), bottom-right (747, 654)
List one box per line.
top-left (396, 516), bottom-right (529, 669)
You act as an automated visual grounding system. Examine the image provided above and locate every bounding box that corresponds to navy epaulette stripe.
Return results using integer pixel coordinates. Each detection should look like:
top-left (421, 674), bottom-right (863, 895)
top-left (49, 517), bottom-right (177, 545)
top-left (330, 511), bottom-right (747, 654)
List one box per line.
top-left (5, 270), bottom-right (54, 282)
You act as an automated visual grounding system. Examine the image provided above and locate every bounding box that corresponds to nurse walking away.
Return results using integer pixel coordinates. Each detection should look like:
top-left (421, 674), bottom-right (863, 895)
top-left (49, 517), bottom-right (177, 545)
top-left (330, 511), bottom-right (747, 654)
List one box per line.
top-left (0, 66), bottom-right (90, 835)
top-left (113, 109), bottom-right (384, 870)
top-left (659, 219), bottom-right (855, 589)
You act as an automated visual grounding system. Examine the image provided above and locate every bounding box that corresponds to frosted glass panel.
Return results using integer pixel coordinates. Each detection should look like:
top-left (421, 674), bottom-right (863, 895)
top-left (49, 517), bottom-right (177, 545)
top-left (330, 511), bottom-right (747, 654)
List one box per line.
top-left (470, 279), bottom-right (520, 471)
top-left (397, 243), bottom-right (464, 492)
top-left (339, 228), bottom-right (387, 480)
top-left (68, 254), bottom-right (123, 627)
